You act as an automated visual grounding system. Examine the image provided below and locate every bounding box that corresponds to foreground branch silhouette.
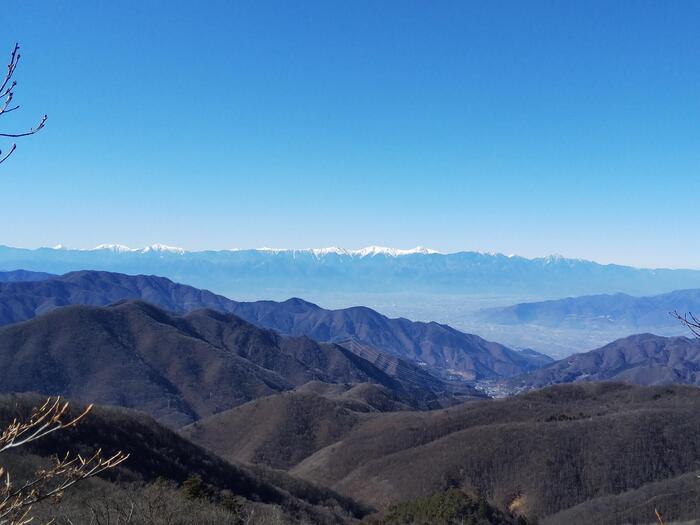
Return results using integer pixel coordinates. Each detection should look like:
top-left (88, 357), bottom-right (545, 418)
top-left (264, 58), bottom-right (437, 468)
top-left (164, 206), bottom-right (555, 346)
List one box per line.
top-left (0, 43), bottom-right (47, 165)
top-left (0, 398), bottom-right (128, 525)
top-left (671, 310), bottom-right (700, 338)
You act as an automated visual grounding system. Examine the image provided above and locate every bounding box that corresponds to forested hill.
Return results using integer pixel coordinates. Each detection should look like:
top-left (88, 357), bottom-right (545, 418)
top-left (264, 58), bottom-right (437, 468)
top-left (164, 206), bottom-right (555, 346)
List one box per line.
top-left (0, 269), bottom-right (550, 380)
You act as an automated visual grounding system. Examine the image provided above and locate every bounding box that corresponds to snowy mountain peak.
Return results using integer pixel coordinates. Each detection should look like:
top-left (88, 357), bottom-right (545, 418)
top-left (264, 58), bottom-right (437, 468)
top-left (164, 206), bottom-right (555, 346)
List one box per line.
top-left (250, 246), bottom-right (441, 257)
top-left (141, 244), bottom-right (187, 254)
top-left (43, 244), bottom-right (580, 262)
top-left (92, 244), bottom-right (138, 253)
top-left (255, 247), bottom-right (289, 254)
top-left (350, 246), bottom-right (441, 257)
top-left (310, 246), bottom-right (350, 257)
top-left (537, 253), bottom-right (586, 265)
top-left (90, 244), bottom-right (187, 254)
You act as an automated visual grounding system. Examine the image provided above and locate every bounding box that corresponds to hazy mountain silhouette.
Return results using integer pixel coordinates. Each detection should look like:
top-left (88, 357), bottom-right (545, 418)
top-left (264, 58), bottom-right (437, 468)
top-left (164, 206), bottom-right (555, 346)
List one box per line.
top-left (477, 288), bottom-right (700, 331)
top-left (0, 269), bottom-right (54, 282)
top-left (0, 270), bottom-right (551, 379)
top-left (506, 333), bottom-right (700, 389)
top-left (3, 245), bottom-right (700, 297)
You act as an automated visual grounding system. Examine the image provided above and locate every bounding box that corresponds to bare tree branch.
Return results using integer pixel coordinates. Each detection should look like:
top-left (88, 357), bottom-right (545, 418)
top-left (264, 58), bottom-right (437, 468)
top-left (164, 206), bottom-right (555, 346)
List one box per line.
top-left (0, 44), bottom-right (19, 96)
top-left (0, 115), bottom-right (47, 138)
top-left (0, 397), bottom-right (129, 525)
top-left (0, 43), bottom-right (47, 166)
top-left (671, 310), bottom-right (700, 338)
top-left (0, 398), bottom-right (93, 453)
top-left (0, 145), bottom-right (16, 166)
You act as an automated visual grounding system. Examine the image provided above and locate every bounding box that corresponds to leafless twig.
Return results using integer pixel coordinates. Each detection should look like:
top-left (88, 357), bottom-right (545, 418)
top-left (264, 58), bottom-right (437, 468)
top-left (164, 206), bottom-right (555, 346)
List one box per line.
top-left (0, 43), bottom-right (47, 166)
top-left (0, 397), bottom-right (129, 525)
top-left (671, 310), bottom-right (700, 338)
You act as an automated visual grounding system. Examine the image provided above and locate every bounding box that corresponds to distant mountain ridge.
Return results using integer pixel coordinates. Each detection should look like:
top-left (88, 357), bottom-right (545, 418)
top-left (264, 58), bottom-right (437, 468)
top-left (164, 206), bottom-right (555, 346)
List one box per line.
top-left (506, 333), bottom-right (700, 389)
top-left (0, 300), bottom-right (452, 426)
top-left (57, 243), bottom-right (442, 257)
top-left (0, 270), bottom-right (550, 380)
top-left (3, 244), bottom-right (700, 297)
top-left (0, 269), bottom-right (55, 282)
top-left (477, 288), bottom-right (700, 331)
top-left (232, 300), bottom-right (552, 379)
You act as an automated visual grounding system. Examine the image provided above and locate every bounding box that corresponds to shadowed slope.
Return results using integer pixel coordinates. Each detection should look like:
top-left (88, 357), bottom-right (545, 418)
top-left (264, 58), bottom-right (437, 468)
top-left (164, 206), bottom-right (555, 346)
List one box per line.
top-left (507, 333), bottom-right (700, 389)
top-left (0, 301), bottom-right (439, 426)
top-left (283, 383), bottom-right (700, 522)
top-left (233, 299), bottom-right (553, 379)
top-left (0, 270), bottom-right (551, 379)
top-left (0, 393), bottom-right (368, 524)
top-left (182, 383), bottom-right (409, 470)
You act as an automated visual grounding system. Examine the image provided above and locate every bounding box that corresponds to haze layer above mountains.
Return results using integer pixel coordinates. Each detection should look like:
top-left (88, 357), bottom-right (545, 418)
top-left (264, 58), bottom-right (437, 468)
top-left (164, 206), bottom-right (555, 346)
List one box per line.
top-left (5, 244), bottom-right (700, 356)
top-left (470, 288), bottom-right (700, 355)
top-left (2, 245), bottom-right (700, 300)
top-left (3, 269), bottom-right (700, 395)
top-left (0, 270), bottom-right (549, 381)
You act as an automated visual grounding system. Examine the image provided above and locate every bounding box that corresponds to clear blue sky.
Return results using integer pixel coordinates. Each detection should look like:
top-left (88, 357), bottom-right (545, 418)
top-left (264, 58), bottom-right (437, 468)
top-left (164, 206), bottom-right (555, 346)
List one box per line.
top-left (3, 1), bottom-right (699, 268)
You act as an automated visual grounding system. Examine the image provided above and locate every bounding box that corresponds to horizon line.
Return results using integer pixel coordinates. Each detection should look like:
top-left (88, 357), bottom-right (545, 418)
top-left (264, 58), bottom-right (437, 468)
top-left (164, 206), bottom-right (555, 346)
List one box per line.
top-left (1, 243), bottom-right (699, 271)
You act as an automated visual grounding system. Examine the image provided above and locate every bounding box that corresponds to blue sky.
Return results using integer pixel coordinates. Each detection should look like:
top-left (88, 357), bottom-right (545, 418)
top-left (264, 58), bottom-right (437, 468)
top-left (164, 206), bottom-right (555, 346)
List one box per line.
top-left (2, 1), bottom-right (699, 268)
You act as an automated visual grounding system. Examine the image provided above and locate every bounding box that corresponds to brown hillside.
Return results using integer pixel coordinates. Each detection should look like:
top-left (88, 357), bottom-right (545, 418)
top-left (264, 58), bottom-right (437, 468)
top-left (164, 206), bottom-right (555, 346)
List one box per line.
top-left (0, 394), bottom-right (368, 524)
top-left (182, 383), bottom-right (408, 470)
top-left (282, 383), bottom-right (700, 522)
top-left (0, 301), bottom-right (437, 426)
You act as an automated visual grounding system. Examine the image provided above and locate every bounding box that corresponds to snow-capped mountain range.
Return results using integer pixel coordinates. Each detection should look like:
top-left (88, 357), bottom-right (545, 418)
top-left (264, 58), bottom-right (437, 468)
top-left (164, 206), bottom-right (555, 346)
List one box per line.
top-left (52, 244), bottom-right (443, 257)
top-left (255, 245), bottom-right (443, 257)
top-left (53, 243), bottom-right (189, 255)
top-left (1, 243), bottom-right (700, 301)
top-left (48, 243), bottom-right (566, 260)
